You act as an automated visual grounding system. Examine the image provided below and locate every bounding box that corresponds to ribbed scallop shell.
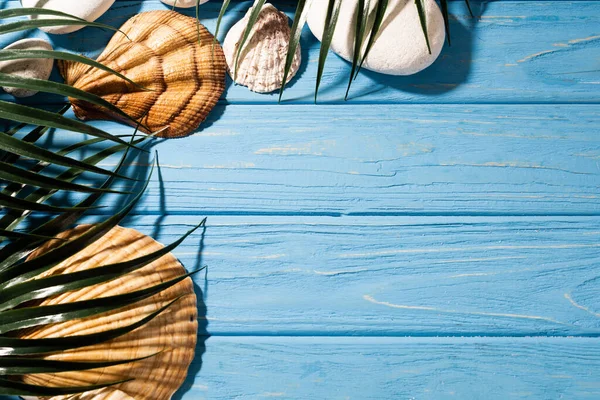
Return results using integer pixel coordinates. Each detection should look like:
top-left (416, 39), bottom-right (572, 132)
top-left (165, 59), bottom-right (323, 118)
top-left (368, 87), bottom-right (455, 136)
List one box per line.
top-left (58, 10), bottom-right (226, 138)
top-left (223, 3), bottom-right (301, 93)
top-left (18, 225), bottom-right (198, 400)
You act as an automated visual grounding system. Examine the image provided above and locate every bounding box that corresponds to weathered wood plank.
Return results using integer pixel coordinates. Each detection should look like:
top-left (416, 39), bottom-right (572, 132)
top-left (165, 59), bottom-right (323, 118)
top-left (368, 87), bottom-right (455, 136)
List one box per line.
top-left (172, 336), bottom-right (600, 400)
top-left (34, 104), bottom-right (600, 216)
top-left (77, 215), bottom-right (600, 336)
top-left (2, 1), bottom-right (600, 104)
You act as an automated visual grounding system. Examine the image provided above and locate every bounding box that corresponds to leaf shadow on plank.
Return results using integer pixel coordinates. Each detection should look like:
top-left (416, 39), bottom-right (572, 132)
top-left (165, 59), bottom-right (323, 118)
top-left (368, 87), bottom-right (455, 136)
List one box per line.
top-left (172, 227), bottom-right (209, 400)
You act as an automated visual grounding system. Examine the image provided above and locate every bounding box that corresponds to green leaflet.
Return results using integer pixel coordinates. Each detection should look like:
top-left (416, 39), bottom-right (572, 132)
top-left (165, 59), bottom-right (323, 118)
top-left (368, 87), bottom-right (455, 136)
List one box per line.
top-left (214, 0), bottom-right (232, 47)
top-left (465, 0), bottom-right (474, 17)
top-left (0, 19), bottom-right (121, 35)
top-left (0, 158), bottom-right (155, 289)
top-left (0, 230), bottom-right (65, 242)
top-left (0, 101), bottom-right (135, 147)
top-left (0, 8), bottom-right (125, 36)
top-left (315, 0), bottom-right (342, 103)
top-left (0, 270), bottom-right (196, 334)
top-left (0, 353), bottom-right (156, 375)
top-left (415, 0), bottom-right (432, 54)
top-left (0, 134), bottom-right (139, 270)
top-left (0, 104), bottom-right (71, 165)
top-left (0, 192), bottom-right (101, 213)
top-left (0, 73), bottom-right (141, 127)
top-left (345, 0), bottom-right (370, 100)
top-left (0, 221), bottom-right (206, 311)
top-left (234, 0), bottom-right (267, 80)
top-left (279, 0), bottom-right (308, 102)
top-left (0, 50), bottom-right (147, 91)
top-left (0, 136), bottom-right (143, 233)
top-left (0, 160), bottom-right (128, 194)
top-left (0, 130), bottom-right (130, 179)
top-left (0, 378), bottom-right (132, 397)
top-left (0, 297), bottom-right (182, 356)
top-left (356, 0), bottom-right (388, 77)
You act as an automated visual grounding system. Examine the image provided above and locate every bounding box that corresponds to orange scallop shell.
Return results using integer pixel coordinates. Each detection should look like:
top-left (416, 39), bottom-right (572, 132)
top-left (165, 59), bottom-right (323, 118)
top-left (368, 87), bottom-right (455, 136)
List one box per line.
top-left (19, 225), bottom-right (198, 400)
top-left (59, 10), bottom-right (226, 138)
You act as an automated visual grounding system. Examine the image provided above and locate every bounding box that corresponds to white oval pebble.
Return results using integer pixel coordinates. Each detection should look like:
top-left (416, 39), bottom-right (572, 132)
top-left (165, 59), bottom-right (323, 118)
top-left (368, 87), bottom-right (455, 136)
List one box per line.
top-left (20, 0), bottom-right (116, 34)
top-left (0, 38), bottom-right (54, 98)
top-left (160, 0), bottom-right (210, 8)
top-left (307, 0), bottom-right (445, 76)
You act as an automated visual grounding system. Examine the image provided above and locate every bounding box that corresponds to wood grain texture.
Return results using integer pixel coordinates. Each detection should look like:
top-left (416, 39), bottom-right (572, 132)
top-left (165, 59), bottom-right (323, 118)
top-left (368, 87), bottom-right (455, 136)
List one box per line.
top-left (66, 214), bottom-right (600, 337)
top-left (33, 104), bottom-right (600, 216)
top-left (2, 1), bottom-right (600, 104)
top-left (2, 1), bottom-right (600, 398)
top-left (175, 336), bottom-right (600, 400)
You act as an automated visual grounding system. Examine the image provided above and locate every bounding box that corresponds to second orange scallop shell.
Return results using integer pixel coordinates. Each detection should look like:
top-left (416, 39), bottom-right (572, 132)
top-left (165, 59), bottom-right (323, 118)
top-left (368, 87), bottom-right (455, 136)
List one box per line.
top-left (58, 10), bottom-right (226, 138)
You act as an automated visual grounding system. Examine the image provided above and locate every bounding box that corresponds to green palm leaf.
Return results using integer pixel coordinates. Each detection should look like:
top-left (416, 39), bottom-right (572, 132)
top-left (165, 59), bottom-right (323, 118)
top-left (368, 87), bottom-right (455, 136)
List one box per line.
top-left (0, 7), bottom-right (125, 36)
top-left (356, 0), bottom-right (387, 77)
top-left (0, 6), bottom-right (204, 397)
top-left (465, 0), bottom-right (474, 17)
top-left (0, 101), bottom-right (136, 147)
top-left (214, 0), bottom-right (232, 46)
top-left (345, 0), bottom-right (370, 100)
top-left (0, 192), bottom-right (101, 213)
top-left (415, 0), bottom-right (432, 54)
top-left (0, 221), bottom-right (205, 311)
top-left (0, 73), bottom-right (142, 126)
top-left (234, 0), bottom-right (267, 80)
top-left (0, 378), bottom-right (132, 397)
top-left (315, 0), bottom-right (342, 103)
top-left (0, 354), bottom-right (156, 375)
top-left (0, 130), bottom-right (131, 179)
top-left (0, 49), bottom-right (148, 90)
top-left (279, 0), bottom-right (308, 102)
top-left (0, 297), bottom-right (181, 356)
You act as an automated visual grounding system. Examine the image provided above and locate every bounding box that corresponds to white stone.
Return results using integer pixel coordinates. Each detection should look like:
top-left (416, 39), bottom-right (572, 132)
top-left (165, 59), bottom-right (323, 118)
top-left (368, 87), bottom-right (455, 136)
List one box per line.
top-left (307, 0), bottom-right (445, 76)
top-left (0, 39), bottom-right (54, 98)
top-left (160, 0), bottom-right (210, 8)
top-left (20, 0), bottom-right (116, 34)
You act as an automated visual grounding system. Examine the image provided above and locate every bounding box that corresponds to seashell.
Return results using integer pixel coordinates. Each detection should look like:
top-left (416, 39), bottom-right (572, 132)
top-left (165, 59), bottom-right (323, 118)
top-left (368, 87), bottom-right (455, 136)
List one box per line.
top-left (58, 10), bottom-right (226, 139)
top-left (0, 38), bottom-right (54, 98)
top-left (18, 224), bottom-right (198, 400)
top-left (160, 0), bottom-right (210, 7)
top-left (223, 3), bottom-right (301, 93)
top-left (21, 0), bottom-right (116, 35)
top-left (307, 0), bottom-right (445, 76)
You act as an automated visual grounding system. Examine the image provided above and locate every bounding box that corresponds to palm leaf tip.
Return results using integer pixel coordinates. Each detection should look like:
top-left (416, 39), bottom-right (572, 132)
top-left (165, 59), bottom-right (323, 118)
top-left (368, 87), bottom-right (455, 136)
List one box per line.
top-left (415, 0), bottom-right (432, 55)
top-left (345, 0), bottom-right (370, 100)
top-left (278, 0), bottom-right (308, 103)
top-left (356, 0), bottom-right (388, 78)
top-left (234, 0), bottom-right (268, 80)
top-left (315, 0), bottom-right (342, 103)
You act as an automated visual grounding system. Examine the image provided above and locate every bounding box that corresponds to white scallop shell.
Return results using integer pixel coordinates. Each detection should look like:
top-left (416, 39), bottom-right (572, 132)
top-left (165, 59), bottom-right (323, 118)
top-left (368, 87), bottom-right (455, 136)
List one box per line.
top-left (160, 0), bottom-right (210, 7)
top-left (0, 38), bottom-right (54, 98)
top-left (223, 3), bottom-right (301, 93)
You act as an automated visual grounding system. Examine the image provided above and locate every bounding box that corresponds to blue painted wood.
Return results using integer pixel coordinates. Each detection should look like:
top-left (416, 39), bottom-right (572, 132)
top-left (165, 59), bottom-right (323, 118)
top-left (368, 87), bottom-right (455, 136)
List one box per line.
top-left (29, 104), bottom-right (600, 216)
top-left (1, 1), bottom-right (600, 104)
top-left (172, 336), bottom-right (600, 400)
top-left (2, 0), bottom-right (600, 399)
top-left (81, 214), bottom-right (599, 337)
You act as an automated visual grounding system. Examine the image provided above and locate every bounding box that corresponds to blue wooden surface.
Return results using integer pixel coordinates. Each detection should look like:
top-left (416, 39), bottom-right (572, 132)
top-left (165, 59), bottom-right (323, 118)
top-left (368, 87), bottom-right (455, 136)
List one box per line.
top-left (2, 0), bottom-right (600, 399)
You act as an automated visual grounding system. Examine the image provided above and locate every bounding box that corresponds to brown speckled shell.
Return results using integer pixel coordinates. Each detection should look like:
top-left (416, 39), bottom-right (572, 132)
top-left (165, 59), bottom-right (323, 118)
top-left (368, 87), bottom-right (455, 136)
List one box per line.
top-left (19, 225), bottom-right (198, 400)
top-left (58, 10), bottom-right (226, 138)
